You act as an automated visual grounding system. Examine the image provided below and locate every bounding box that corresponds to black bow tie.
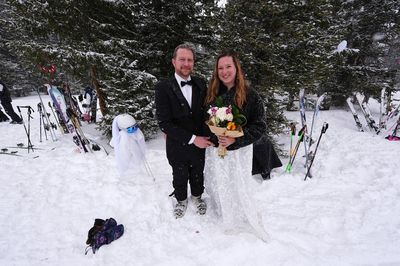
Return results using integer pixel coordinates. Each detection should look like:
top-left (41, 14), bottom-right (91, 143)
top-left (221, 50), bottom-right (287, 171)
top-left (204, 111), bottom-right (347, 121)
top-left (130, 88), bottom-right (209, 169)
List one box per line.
top-left (181, 80), bottom-right (193, 87)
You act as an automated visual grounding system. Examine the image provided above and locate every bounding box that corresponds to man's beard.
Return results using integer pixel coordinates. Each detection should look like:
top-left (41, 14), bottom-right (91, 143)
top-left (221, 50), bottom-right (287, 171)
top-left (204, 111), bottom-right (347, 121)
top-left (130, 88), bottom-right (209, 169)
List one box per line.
top-left (177, 67), bottom-right (192, 77)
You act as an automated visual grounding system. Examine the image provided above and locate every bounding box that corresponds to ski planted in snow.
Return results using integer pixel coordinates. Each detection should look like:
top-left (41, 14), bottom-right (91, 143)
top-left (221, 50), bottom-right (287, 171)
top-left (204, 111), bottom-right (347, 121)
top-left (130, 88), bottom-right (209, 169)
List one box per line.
top-left (81, 86), bottom-right (97, 123)
top-left (305, 93), bottom-right (328, 178)
top-left (355, 93), bottom-right (379, 134)
top-left (346, 97), bottom-right (364, 132)
top-left (47, 101), bottom-right (64, 135)
top-left (299, 89), bottom-right (313, 177)
top-left (67, 108), bottom-right (92, 153)
top-left (64, 84), bottom-right (83, 122)
top-left (388, 103), bottom-right (400, 120)
top-left (385, 115), bottom-right (400, 141)
top-left (308, 93), bottom-right (327, 150)
top-left (299, 90), bottom-right (310, 157)
top-left (47, 85), bottom-right (70, 134)
top-left (297, 90), bottom-right (328, 178)
top-left (384, 102), bottom-right (400, 128)
top-left (379, 88), bottom-right (387, 131)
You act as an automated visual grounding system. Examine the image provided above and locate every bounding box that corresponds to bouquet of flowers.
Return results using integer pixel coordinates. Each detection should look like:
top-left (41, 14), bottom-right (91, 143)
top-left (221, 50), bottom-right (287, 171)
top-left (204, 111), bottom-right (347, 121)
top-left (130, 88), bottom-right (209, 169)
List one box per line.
top-left (207, 97), bottom-right (247, 158)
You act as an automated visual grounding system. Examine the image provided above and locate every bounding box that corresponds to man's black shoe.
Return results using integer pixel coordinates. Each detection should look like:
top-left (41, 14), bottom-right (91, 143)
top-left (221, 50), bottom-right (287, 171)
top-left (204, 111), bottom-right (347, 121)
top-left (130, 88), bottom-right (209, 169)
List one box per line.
top-left (10, 120), bottom-right (23, 124)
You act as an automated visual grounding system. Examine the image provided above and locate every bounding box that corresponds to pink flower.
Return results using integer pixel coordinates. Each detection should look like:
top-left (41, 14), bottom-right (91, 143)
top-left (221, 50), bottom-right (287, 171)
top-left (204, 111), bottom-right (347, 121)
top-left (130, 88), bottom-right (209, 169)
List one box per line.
top-left (209, 106), bottom-right (218, 115)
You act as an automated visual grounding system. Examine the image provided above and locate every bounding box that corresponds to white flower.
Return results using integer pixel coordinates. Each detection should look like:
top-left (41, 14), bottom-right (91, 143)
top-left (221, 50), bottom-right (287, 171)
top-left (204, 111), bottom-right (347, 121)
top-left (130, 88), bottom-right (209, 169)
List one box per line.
top-left (216, 107), bottom-right (228, 121)
top-left (226, 113), bottom-right (233, 121)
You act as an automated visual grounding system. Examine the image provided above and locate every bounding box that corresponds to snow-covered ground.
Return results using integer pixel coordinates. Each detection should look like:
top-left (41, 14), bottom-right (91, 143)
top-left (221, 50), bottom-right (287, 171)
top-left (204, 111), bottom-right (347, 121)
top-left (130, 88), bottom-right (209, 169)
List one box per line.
top-left (1, 94), bottom-right (400, 266)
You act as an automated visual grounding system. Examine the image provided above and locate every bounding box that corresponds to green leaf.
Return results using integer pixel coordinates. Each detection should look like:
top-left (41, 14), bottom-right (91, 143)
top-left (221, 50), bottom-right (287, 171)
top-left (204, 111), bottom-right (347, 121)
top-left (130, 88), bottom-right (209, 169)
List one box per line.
top-left (233, 114), bottom-right (247, 127)
top-left (215, 96), bottom-right (224, 107)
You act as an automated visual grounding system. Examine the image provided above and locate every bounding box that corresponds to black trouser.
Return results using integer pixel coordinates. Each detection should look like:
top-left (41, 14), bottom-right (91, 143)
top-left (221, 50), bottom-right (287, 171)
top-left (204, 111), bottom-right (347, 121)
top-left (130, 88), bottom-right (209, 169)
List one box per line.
top-left (1, 101), bottom-right (22, 122)
top-left (170, 158), bottom-right (205, 201)
top-left (0, 108), bottom-right (9, 121)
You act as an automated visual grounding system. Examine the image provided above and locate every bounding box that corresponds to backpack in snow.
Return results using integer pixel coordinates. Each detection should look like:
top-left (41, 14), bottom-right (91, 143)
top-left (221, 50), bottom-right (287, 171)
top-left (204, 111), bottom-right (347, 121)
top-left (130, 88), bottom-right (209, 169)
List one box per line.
top-left (85, 218), bottom-right (124, 254)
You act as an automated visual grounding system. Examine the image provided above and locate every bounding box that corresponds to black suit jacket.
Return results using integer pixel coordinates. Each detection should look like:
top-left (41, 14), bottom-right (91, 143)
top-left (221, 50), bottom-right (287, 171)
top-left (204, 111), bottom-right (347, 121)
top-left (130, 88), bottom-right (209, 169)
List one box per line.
top-left (155, 76), bottom-right (207, 163)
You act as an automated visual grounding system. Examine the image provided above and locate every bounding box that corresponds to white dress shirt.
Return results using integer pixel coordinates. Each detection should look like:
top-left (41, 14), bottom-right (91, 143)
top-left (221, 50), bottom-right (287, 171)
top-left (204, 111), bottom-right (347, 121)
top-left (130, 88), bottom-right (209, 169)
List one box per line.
top-left (174, 73), bottom-right (196, 144)
top-left (174, 73), bottom-right (192, 108)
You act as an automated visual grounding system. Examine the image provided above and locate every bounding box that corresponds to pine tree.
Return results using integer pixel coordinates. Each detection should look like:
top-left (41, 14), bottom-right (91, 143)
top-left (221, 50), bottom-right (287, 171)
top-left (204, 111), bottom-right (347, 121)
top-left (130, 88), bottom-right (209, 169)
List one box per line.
top-left (136, 0), bottom-right (219, 80)
top-left (329, 0), bottom-right (400, 102)
top-left (6, 0), bottom-right (220, 138)
top-left (0, 0), bottom-right (42, 94)
top-left (220, 0), bottom-right (340, 136)
top-left (7, 0), bottom-right (158, 137)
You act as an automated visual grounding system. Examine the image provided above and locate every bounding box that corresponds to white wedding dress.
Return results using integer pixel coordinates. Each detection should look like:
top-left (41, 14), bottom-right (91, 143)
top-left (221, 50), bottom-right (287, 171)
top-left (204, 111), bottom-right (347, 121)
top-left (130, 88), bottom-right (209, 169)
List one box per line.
top-left (204, 144), bottom-right (269, 241)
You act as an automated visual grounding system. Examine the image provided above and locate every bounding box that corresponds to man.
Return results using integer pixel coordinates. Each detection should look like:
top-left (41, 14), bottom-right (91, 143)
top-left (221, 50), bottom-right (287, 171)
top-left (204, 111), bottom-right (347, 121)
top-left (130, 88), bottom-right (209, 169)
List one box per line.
top-left (155, 43), bottom-right (213, 218)
top-left (0, 81), bottom-right (23, 124)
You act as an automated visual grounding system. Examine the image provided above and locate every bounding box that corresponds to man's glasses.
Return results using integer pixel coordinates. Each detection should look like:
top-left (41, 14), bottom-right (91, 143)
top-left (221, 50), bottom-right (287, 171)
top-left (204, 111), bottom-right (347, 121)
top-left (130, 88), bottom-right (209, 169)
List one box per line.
top-left (126, 124), bottom-right (138, 134)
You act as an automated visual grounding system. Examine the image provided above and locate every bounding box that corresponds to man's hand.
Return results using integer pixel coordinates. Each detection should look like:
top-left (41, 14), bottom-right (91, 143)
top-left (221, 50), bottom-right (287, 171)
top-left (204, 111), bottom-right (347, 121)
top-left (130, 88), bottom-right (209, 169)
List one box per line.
top-left (218, 136), bottom-right (235, 147)
top-left (193, 136), bottom-right (214, 149)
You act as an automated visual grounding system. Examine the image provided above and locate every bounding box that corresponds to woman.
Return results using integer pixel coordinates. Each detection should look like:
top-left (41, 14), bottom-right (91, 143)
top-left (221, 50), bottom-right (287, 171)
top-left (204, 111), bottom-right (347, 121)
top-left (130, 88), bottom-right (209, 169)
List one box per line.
top-left (204, 51), bottom-right (268, 241)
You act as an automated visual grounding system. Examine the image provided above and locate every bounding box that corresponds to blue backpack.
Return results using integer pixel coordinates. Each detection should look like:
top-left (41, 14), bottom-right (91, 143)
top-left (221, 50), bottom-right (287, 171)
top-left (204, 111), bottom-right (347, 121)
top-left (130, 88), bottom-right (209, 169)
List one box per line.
top-left (85, 218), bottom-right (124, 254)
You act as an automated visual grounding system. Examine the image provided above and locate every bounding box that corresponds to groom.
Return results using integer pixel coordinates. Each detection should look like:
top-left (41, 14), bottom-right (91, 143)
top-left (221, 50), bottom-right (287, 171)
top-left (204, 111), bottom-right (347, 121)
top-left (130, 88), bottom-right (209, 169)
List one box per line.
top-left (155, 43), bottom-right (213, 218)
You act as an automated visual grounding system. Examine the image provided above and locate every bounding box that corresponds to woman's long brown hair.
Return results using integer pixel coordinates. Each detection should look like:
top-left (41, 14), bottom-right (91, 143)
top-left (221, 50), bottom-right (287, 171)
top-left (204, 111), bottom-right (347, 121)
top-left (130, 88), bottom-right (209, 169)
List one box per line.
top-left (205, 51), bottom-right (247, 108)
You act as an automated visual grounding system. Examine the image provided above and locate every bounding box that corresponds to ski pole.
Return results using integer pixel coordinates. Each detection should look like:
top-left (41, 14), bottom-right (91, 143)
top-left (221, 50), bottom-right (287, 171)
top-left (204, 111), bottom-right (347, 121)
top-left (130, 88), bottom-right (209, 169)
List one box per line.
top-left (37, 103), bottom-right (43, 142)
top-left (27, 106), bottom-right (34, 151)
top-left (285, 125), bottom-right (306, 173)
top-left (17, 106), bottom-right (35, 153)
top-left (35, 87), bottom-right (57, 141)
top-left (285, 123), bottom-right (296, 172)
top-left (37, 103), bottom-right (49, 141)
top-left (144, 159), bottom-right (156, 182)
top-left (304, 122), bottom-right (328, 181)
top-left (289, 123), bottom-right (296, 155)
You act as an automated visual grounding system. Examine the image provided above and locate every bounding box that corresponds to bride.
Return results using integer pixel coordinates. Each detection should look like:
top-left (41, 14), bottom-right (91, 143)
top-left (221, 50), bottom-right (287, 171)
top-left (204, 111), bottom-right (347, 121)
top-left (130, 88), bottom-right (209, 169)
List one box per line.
top-left (204, 51), bottom-right (269, 241)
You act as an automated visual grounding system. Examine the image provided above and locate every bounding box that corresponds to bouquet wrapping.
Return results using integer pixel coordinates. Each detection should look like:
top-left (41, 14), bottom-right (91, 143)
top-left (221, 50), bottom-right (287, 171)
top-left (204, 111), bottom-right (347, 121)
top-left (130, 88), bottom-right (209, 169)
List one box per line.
top-left (207, 121), bottom-right (243, 157)
top-left (206, 99), bottom-right (246, 158)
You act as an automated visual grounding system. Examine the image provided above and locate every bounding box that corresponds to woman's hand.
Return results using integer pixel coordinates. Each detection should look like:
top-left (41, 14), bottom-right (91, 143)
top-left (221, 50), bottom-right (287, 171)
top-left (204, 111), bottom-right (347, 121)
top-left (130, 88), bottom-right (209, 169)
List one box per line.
top-left (218, 136), bottom-right (235, 147)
